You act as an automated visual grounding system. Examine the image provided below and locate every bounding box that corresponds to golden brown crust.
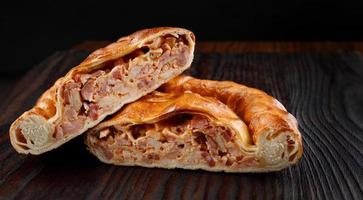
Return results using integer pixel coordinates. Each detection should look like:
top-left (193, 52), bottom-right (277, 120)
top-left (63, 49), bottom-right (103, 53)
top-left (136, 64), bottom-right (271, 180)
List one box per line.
top-left (75, 27), bottom-right (195, 73)
top-left (162, 76), bottom-right (303, 162)
top-left (85, 76), bottom-right (303, 172)
top-left (10, 27), bottom-right (195, 154)
top-left (87, 91), bottom-right (250, 144)
top-left (161, 76), bottom-right (302, 146)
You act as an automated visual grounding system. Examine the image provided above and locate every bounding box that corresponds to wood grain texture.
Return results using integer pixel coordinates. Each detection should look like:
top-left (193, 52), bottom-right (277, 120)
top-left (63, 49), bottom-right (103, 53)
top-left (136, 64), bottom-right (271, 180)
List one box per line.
top-left (73, 41), bottom-right (363, 53)
top-left (1, 48), bottom-right (363, 200)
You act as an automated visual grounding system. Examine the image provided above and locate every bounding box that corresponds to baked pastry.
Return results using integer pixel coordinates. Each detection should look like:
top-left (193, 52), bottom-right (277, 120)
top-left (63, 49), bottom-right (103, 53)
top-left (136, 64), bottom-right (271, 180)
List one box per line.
top-left (85, 76), bottom-right (303, 172)
top-left (10, 27), bottom-right (195, 154)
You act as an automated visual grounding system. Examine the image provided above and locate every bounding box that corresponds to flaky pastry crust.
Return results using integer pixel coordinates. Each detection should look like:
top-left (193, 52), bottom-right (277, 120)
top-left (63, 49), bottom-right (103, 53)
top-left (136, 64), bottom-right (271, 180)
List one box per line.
top-left (85, 76), bottom-right (302, 172)
top-left (10, 27), bottom-right (195, 154)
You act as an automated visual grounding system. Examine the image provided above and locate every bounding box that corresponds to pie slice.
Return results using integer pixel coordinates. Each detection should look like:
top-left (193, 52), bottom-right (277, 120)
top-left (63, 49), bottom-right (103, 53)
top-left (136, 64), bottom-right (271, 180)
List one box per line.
top-left (10, 27), bottom-right (195, 154)
top-left (85, 76), bottom-right (303, 172)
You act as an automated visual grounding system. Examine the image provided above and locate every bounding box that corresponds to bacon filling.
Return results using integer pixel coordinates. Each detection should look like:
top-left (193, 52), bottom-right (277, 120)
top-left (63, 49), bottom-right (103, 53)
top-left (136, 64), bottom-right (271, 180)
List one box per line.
top-left (55, 35), bottom-right (190, 138)
top-left (88, 114), bottom-right (259, 169)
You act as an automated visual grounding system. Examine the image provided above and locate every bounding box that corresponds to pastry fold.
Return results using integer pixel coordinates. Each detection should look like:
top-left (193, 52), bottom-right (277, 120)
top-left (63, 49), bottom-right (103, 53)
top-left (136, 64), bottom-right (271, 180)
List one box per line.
top-left (85, 76), bottom-right (303, 172)
top-left (10, 27), bottom-right (195, 154)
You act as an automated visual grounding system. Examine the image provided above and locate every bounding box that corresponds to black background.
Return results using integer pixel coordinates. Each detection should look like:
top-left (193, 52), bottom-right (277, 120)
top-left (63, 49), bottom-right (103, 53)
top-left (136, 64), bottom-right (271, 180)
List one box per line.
top-left (1, 0), bottom-right (363, 75)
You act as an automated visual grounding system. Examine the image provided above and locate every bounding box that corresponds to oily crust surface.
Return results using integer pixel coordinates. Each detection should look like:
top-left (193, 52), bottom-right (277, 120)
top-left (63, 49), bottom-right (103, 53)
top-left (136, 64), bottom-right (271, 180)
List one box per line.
top-left (162, 76), bottom-right (302, 147)
top-left (85, 76), bottom-right (303, 172)
top-left (10, 27), bottom-right (195, 154)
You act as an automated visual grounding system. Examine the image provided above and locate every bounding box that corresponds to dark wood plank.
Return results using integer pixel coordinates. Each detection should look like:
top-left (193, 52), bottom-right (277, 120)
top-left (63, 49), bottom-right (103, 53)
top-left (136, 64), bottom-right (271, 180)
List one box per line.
top-left (0, 48), bottom-right (362, 200)
top-left (73, 41), bottom-right (363, 53)
top-left (196, 42), bottom-right (363, 53)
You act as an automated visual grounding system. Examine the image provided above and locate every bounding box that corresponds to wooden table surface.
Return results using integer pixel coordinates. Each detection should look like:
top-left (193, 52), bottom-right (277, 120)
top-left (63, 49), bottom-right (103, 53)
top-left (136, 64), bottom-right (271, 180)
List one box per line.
top-left (73, 41), bottom-right (363, 53)
top-left (1, 42), bottom-right (363, 200)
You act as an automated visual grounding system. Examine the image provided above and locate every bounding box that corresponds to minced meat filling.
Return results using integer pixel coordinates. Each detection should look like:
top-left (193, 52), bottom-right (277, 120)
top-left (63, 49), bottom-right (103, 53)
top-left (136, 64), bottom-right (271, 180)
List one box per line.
top-left (54, 35), bottom-right (190, 139)
top-left (90, 114), bottom-right (259, 168)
